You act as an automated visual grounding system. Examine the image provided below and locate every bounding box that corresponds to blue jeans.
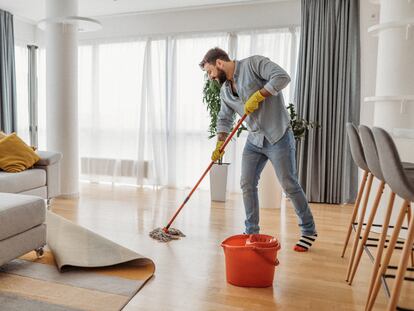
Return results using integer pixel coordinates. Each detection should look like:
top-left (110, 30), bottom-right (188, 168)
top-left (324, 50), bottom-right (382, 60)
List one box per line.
top-left (241, 129), bottom-right (316, 236)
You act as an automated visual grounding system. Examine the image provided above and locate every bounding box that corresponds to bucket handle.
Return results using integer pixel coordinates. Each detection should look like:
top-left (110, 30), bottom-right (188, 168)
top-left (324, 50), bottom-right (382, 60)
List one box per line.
top-left (251, 247), bottom-right (280, 266)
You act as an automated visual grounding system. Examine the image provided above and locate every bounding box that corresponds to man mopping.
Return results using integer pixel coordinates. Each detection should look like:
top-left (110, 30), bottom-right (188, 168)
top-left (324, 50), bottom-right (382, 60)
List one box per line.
top-left (200, 48), bottom-right (317, 252)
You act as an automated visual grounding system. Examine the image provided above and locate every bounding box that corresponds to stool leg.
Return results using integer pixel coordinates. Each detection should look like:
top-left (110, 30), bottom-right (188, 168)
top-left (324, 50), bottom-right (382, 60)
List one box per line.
top-left (387, 201), bottom-right (414, 310)
top-left (346, 173), bottom-right (374, 281)
top-left (365, 192), bottom-right (395, 307)
top-left (406, 204), bottom-right (414, 267)
top-left (366, 201), bottom-right (408, 311)
top-left (348, 181), bottom-right (385, 285)
top-left (342, 170), bottom-right (369, 258)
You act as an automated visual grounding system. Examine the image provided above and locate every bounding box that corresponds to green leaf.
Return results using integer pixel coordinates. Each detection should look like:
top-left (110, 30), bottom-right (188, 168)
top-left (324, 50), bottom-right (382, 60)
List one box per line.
top-left (203, 78), bottom-right (248, 139)
top-left (287, 102), bottom-right (321, 140)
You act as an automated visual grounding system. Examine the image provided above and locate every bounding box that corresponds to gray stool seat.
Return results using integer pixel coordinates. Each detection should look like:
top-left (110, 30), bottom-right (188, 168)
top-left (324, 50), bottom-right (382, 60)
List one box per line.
top-left (346, 123), bottom-right (369, 171)
top-left (373, 128), bottom-right (414, 202)
top-left (359, 125), bottom-right (384, 180)
top-left (359, 125), bottom-right (414, 179)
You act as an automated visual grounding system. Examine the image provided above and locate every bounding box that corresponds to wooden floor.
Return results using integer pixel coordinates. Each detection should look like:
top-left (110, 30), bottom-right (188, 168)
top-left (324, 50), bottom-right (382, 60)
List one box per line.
top-left (50, 182), bottom-right (414, 311)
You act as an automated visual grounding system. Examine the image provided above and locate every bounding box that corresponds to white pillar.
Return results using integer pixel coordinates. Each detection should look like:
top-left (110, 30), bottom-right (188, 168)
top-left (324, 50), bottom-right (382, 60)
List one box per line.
top-left (45, 0), bottom-right (79, 197)
top-left (367, 0), bottom-right (414, 235)
top-left (373, 0), bottom-right (414, 160)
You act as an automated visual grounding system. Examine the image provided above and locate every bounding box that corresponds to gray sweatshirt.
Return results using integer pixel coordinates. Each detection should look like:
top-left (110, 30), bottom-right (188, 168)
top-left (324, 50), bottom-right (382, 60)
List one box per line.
top-left (216, 55), bottom-right (291, 147)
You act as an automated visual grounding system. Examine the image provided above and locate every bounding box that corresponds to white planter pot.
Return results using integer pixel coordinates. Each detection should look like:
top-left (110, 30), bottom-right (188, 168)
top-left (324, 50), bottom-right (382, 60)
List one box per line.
top-left (210, 163), bottom-right (229, 202)
top-left (258, 162), bottom-right (283, 209)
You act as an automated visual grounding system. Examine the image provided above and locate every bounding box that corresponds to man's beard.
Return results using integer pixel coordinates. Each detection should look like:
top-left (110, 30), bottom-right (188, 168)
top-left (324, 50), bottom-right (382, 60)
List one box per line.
top-left (217, 68), bottom-right (227, 85)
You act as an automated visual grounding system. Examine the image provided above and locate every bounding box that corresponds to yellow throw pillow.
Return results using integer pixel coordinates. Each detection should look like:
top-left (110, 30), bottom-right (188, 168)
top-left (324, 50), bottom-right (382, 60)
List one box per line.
top-left (0, 133), bottom-right (40, 173)
top-left (0, 131), bottom-right (7, 139)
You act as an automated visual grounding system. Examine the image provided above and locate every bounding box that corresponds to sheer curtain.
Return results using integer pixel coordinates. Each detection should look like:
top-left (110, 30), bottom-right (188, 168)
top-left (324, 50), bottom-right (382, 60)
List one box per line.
top-left (78, 40), bottom-right (150, 184)
top-left (35, 27), bottom-right (298, 191)
top-left (143, 39), bottom-right (168, 185)
top-left (236, 27), bottom-right (299, 103)
top-left (226, 27), bottom-right (300, 192)
top-left (168, 33), bottom-right (229, 189)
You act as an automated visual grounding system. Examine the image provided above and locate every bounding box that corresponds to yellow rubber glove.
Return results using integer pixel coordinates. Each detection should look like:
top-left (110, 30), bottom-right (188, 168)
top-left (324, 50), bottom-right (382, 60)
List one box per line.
top-left (244, 90), bottom-right (266, 115)
top-left (211, 141), bottom-right (225, 162)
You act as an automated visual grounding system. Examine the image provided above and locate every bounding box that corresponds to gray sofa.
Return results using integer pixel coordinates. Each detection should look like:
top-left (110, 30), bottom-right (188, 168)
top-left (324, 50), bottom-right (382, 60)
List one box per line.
top-left (0, 151), bottom-right (62, 202)
top-left (0, 193), bottom-right (46, 266)
top-left (0, 151), bottom-right (62, 266)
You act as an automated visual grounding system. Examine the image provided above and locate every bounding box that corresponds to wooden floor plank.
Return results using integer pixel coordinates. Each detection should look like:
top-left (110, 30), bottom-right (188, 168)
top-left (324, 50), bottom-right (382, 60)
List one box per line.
top-left (49, 182), bottom-right (414, 310)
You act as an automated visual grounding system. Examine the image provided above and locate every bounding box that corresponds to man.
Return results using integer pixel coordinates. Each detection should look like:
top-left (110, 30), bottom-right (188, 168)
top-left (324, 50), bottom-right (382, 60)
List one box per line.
top-left (200, 48), bottom-right (317, 252)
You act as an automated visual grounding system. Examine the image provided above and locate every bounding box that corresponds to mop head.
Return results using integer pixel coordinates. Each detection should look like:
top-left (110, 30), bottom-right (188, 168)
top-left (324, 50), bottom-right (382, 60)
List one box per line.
top-left (149, 227), bottom-right (186, 242)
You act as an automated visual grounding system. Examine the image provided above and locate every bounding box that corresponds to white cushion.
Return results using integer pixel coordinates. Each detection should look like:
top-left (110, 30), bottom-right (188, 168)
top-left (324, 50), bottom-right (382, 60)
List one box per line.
top-left (0, 169), bottom-right (46, 193)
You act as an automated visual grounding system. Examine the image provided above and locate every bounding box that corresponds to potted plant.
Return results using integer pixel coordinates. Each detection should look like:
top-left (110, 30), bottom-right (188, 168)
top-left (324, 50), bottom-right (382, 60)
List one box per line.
top-left (203, 78), bottom-right (247, 202)
top-left (286, 103), bottom-right (319, 141)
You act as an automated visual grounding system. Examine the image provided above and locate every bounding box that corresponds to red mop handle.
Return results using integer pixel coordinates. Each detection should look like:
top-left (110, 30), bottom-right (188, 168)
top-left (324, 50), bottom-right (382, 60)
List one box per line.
top-left (164, 114), bottom-right (248, 231)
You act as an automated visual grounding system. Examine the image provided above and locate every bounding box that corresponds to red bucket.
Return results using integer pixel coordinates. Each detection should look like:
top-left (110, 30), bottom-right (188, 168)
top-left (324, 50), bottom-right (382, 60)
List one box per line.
top-left (221, 234), bottom-right (281, 287)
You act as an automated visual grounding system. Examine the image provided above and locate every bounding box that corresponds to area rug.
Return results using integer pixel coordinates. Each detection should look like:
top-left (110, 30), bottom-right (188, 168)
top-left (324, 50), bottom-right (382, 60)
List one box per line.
top-left (0, 212), bottom-right (155, 311)
top-left (45, 212), bottom-right (154, 271)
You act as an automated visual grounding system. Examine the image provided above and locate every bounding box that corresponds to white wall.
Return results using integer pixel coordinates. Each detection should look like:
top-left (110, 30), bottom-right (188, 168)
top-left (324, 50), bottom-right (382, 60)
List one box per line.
top-left (77, 0), bottom-right (300, 42)
top-left (15, 0), bottom-right (377, 123)
top-left (17, 1), bottom-right (380, 137)
top-left (13, 17), bottom-right (36, 45)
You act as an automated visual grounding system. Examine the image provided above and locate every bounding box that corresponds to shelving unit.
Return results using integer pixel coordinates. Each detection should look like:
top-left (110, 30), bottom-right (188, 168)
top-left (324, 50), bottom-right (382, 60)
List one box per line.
top-left (368, 19), bottom-right (414, 39)
top-left (364, 95), bottom-right (414, 116)
top-left (365, 95), bottom-right (414, 103)
top-left (368, 0), bottom-right (414, 142)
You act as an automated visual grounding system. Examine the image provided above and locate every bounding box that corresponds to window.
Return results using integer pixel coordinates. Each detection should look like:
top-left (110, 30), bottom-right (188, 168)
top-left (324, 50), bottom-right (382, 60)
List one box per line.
top-left (78, 41), bottom-right (148, 183)
top-left (236, 28), bottom-right (299, 103)
top-left (170, 34), bottom-right (229, 188)
top-left (36, 27), bottom-right (298, 191)
top-left (15, 44), bottom-right (29, 143)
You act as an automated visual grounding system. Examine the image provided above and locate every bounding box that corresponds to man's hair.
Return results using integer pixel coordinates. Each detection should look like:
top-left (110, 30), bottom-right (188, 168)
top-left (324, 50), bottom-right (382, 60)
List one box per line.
top-left (199, 47), bottom-right (230, 69)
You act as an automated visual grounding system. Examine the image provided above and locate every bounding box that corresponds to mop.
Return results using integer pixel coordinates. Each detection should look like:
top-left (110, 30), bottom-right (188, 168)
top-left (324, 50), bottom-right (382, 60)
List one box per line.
top-left (149, 114), bottom-right (248, 242)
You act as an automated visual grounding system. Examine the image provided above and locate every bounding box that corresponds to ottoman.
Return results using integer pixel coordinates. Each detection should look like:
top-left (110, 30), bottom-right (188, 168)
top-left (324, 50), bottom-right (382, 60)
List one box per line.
top-left (0, 193), bottom-right (46, 266)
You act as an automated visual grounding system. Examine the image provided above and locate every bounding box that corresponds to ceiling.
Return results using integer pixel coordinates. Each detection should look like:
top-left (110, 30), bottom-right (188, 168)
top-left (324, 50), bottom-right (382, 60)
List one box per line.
top-left (0, 0), bottom-right (283, 23)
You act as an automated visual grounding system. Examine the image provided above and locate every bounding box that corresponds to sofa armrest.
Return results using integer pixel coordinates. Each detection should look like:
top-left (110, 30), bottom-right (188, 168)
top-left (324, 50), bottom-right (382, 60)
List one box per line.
top-left (35, 151), bottom-right (62, 166)
top-left (34, 151), bottom-right (62, 199)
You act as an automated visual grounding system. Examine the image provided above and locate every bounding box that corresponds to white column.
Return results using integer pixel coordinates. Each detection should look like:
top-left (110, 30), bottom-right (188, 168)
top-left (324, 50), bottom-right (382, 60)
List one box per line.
top-left (367, 0), bottom-right (414, 235)
top-left (45, 0), bottom-right (79, 197)
top-left (372, 0), bottom-right (414, 160)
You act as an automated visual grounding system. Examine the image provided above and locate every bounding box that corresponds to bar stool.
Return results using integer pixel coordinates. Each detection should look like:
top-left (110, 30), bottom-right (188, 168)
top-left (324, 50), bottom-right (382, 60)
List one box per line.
top-left (344, 124), bottom-right (374, 281)
top-left (367, 127), bottom-right (414, 311)
top-left (348, 125), bottom-right (413, 287)
top-left (346, 125), bottom-right (388, 285)
top-left (342, 124), bottom-right (372, 257)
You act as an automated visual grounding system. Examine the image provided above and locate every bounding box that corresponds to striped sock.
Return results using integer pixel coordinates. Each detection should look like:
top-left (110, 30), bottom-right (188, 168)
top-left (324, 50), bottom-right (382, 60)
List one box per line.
top-left (294, 234), bottom-right (317, 252)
